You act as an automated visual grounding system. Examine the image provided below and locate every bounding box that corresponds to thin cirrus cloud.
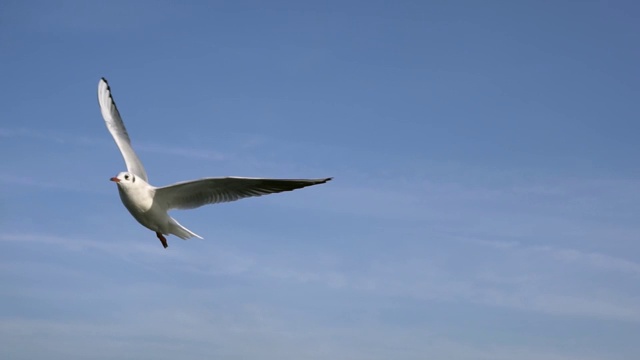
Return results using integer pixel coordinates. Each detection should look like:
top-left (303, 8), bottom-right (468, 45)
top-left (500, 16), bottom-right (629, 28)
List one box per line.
top-left (0, 231), bottom-right (628, 360)
top-left (0, 127), bottom-right (228, 162)
top-left (0, 315), bottom-right (603, 360)
top-left (461, 237), bottom-right (640, 277)
top-left (2, 230), bottom-right (639, 324)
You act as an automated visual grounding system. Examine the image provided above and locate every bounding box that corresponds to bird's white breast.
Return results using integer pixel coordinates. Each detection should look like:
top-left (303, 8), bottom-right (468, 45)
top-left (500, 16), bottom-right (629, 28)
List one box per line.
top-left (117, 183), bottom-right (169, 232)
top-left (118, 184), bottom-right (154, 213)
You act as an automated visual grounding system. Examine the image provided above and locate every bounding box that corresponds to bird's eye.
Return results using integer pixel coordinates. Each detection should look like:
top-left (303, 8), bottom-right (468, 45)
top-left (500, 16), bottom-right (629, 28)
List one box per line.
top-left (124, 174), bottom-right (129, 180)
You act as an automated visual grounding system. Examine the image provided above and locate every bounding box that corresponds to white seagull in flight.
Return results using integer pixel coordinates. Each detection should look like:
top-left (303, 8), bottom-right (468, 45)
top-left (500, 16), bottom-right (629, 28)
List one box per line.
top-left (97, 78), bottom-right (331, 249)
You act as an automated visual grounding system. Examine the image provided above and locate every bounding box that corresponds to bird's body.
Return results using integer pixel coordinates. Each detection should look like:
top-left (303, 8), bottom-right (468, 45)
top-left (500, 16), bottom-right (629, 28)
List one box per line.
top-left (97, 77), bottom-right (331, 248)
top-left (115, 175), bottom-right (155, 227)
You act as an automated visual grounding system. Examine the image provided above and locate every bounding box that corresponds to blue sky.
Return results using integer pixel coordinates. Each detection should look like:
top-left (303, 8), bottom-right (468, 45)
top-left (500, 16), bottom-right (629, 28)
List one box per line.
top-left (1, 1), bottom-right (639, 359)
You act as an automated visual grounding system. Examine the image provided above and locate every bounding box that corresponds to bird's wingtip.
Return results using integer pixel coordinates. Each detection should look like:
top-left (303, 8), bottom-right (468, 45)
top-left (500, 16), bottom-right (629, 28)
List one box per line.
top-left (99, 77), bottom-right (110, 89)
top-left (98, 77), bottom-right (111, 91)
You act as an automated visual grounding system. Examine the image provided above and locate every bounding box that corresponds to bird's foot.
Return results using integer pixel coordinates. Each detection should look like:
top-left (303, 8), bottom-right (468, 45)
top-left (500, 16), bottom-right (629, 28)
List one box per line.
top-left (156, 232), bottom-right (168, 249)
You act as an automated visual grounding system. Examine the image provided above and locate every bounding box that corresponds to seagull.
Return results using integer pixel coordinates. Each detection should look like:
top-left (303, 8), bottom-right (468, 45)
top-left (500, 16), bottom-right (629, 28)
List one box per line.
top-left (97, 77), bottom-right (331, 249)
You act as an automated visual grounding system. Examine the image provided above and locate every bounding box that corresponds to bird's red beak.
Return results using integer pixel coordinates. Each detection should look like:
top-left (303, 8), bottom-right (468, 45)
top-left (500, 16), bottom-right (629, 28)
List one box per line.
top-left (110, 177), bottom-right (120, 183)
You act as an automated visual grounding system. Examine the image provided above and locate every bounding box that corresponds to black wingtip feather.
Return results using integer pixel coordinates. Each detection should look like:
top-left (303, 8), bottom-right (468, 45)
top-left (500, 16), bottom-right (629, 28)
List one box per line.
top-left (100, 77), bottom-right (111, 91)
top-left (98, 78), bottom-right (116, 106)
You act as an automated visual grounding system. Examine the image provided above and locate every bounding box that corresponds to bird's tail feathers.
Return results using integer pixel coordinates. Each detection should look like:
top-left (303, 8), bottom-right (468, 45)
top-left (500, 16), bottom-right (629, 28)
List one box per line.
top-left (169, 218), bottom-right (203, 240)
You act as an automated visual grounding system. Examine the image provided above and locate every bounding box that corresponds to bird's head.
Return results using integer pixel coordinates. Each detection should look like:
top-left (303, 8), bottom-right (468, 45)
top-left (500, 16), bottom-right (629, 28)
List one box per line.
top-left (110, 172), bottom-right (138, 187)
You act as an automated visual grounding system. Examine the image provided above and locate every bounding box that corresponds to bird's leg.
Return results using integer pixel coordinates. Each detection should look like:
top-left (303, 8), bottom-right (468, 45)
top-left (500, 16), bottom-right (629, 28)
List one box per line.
top-left (156, 232), bottom-right (168, 249)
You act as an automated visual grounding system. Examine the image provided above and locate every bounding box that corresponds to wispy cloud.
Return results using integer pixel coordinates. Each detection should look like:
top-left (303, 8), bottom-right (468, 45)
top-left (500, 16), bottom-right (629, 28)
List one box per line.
top-left (136, 142), bottom-right (226, 161)
top-left (0, 174), bottom-right (106, 193)
top-left (0, 313), bottom-right (605, 360)
top-left (1, 229), bottom-right (636, 360)
top-left (533, 245), bottom-right (640, 276)
top-left (0, 233), bottom-right (167, 259)
top-left (0, 127), bottom-right (228, 162)
top-left (459, 236), bottom-right (640, 277)
top-left (0, 232), bottom-right (349, 290)
top-left (0, 127), bottom-right (93, 144)
top-left (4, 231), bottom-right (640, 323)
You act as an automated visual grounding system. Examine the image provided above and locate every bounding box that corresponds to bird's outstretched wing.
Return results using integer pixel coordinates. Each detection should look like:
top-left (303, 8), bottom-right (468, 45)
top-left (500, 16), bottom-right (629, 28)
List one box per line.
top-left (97, 78), bottom-right (148, 182)
top-left (155, 177), bottom-right (332, 210)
